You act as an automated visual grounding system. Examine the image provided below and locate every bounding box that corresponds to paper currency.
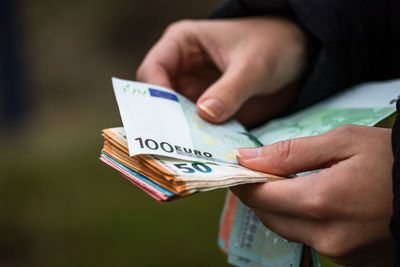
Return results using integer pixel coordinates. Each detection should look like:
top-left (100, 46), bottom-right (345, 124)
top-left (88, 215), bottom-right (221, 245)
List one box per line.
top-left (112, 78), bottom-right (257, 164)
top-left (102, 78), bottom-right (284, 202)
top-left (219, 79), bottom-right (399, 267)
top-left (100, 127), bottom-right (283, 202)
top-left (218, 192), bottom-right (308, 267)
top-left (101, 77), bottom-right (398, 267)
top-left (252, 79), bottom-right (399, 145)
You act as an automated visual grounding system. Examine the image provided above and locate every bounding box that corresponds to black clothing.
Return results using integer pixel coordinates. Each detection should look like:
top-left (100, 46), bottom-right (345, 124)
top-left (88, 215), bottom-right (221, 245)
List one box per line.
top-left (393, 103), bottom-right (400, 265)
top-left (0, 0), bottom-right (29, 129)
top-left (212, 0), bottom-right (400, 265)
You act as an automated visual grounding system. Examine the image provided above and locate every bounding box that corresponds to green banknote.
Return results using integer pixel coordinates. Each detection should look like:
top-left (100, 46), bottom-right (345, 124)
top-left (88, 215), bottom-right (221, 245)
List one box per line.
top-left (228, 201), bottom-right (303, 266)
top-left (252, 79), bottom-right (399, 144)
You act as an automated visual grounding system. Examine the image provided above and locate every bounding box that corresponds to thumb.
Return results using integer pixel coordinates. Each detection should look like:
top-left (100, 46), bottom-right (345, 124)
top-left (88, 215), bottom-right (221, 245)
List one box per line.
top-left (196, 64), bottom-right (261, 123)
top-left (236, 132), bottom-right (353, 175)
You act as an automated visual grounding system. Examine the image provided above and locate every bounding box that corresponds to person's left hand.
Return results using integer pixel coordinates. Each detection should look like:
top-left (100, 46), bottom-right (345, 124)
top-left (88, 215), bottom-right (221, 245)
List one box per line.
top-left (232, 125), bottom-right (394, 266)
top-left (136, 18), bottom-right (307, 127)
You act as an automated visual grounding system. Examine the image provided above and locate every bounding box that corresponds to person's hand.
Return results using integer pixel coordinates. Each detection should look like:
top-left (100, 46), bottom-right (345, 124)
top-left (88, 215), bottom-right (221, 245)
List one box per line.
top-left (136, 17), bottom-right (307, 127)
top-left (232, 125), bottom-right (394, 266)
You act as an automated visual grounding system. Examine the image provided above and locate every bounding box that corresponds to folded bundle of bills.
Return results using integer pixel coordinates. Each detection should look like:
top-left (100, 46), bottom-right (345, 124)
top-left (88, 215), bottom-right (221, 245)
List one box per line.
top-left (100, 78), bottom-right (283, 202)
top-left (100, 127), bottom-right (282, 202)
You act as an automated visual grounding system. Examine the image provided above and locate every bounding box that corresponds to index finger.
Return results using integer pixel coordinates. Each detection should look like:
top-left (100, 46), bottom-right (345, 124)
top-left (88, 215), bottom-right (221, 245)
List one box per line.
top-left (136, 38), bottom-right (179, 88)
top-left (230, 169), bottom-right (330, 219)
top-left (136, 20), bottom-right (201, 89)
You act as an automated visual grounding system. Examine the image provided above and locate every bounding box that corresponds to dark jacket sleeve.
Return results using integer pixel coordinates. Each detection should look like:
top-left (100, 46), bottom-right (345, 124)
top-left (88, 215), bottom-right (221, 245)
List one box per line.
top-left (211, 0), bottom-right (400, 265)
top-left (392, 101), bottom-right (400, 266)
top-left (211, 0), bottom-right (400, 109)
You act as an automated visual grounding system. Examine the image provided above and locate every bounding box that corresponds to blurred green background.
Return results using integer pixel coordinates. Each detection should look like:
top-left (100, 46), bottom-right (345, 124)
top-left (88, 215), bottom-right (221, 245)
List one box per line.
top-left (0, 0), bottom-right (231, 266)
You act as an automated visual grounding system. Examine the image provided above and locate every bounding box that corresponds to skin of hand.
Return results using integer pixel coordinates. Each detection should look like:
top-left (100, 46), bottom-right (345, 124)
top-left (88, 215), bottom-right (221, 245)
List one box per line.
top-left (232, 125), bottom-right (394, 266)
top-left (136, 17), bottom-right (307, 127)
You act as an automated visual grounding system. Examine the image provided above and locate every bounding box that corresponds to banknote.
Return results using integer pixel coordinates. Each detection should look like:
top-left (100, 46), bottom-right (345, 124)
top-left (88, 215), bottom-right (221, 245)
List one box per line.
top-left (227, 247), bottom-right (319, 267)
top-left (112, 78), bottom-right (257, 164)
top-left (232, 201), bottom-right (302, 266)
top-left (252, 79), bottom-right (399, 145)
top-left (100, 127), bottom-right (283, 201)
top-left (221, 193), bottom-right (303, 266)
top-left (220, 79), bottom-right (399, 267)
top-left (100, 154), bottom-right (176, 202)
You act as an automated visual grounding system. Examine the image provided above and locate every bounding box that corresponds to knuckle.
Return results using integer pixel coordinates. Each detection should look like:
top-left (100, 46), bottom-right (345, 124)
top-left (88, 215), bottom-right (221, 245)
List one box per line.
top-left (300, 188), bottom-right (334, 220)
top-left (136, 65), bottom-right (146, 80)
top-left (312, 230), bottom-right (351, 259)
top-left (301, 198), bottom-right (327, 220)
top-left (164, 19), bottom-right (195, 35)
top-left (220, 86), bottom-right (246, 109)
top-left (325, 124), bottom-right (366, 153)
top-left (333, 124), bottom-right (358, 137)
top-left (239, 194), bottom-right (256, 208)
top-left (231, 185), bottom-right (261, 209)
top-left (271, 139), bottom-right (293, 163)
top-left (235, 191), bottom-right (257, 209)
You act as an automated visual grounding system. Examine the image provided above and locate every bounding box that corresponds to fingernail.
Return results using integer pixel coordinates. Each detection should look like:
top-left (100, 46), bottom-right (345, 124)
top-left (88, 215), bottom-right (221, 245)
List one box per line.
top-left (233, 149), bottom-right (240, 158)
top-left (199, 99), bottom-right (224, 119)
top-left (236, 147), bottom-right (261, 159)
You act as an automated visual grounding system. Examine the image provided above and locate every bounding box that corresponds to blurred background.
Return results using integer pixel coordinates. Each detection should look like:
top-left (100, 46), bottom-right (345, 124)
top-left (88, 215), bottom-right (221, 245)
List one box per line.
top-left (0, 0), bottom-right (231, 266)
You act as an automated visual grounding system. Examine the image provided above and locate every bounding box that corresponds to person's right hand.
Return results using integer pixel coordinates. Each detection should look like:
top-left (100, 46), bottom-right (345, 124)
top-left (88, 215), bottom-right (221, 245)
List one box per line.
top-left (136, 17), bottom-right (307, 127)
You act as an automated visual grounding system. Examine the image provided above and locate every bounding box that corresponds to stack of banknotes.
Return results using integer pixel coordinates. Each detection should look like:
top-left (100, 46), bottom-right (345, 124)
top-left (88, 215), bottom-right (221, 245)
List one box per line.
top-left (100, 78), bottom-right (283, 202)
top-left (101, 77), bottom-right (399, 266)
top-left (100, 127), bottom-right (282, 202)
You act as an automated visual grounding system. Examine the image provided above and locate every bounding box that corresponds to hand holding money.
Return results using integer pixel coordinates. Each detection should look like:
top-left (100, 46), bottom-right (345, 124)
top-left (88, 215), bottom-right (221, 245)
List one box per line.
top-left (231, 126), bottom-right (395, 266)
top-left (101, 76), bottom-right (399, 266)
top-left (100, 78), bottom-right (283, 202)
top-left (216, 80), bottom-right (399, 267)
top-left (136, 18), bottom-right (306, 127)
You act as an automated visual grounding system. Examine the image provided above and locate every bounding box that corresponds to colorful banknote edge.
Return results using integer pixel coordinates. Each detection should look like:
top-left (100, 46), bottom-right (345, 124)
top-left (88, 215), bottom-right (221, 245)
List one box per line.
top-left (100, 152), bottom-right (176, 202)
top-left (218, 191), bottom-right (239, 253)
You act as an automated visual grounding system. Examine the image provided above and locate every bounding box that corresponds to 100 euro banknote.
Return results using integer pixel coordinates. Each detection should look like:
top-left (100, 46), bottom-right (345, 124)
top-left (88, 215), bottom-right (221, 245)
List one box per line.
top-left (112, 78), bottom-right (257, 164)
